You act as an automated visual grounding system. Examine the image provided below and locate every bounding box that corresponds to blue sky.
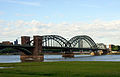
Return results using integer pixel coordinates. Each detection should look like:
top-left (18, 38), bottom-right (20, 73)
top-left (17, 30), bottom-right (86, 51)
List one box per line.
top-left (0, 0), bottom-right (120, 45)
top-left (1, 0), bottom-right (120, 23)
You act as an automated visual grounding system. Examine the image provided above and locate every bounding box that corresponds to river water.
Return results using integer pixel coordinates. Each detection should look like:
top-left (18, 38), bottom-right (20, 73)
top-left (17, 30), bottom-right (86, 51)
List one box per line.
top-left (0, 55), bottom-right (120, 63)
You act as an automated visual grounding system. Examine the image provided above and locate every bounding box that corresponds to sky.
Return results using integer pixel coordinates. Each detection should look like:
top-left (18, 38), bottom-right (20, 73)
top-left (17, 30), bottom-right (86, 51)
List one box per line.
top-left (0, 0), bottom-right (120, 45)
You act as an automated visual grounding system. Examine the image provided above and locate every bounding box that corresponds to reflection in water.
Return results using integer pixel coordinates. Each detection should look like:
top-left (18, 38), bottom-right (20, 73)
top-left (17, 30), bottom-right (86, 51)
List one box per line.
top-left (0, 55), bottom-right (120, 63)
top-left (0, 55), bottom-right (20, 63)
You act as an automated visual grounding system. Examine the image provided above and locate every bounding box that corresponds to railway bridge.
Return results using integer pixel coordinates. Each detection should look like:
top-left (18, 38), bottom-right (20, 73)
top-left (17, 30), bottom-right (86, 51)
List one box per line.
top-left (0, 35), bottom-right (108, 62)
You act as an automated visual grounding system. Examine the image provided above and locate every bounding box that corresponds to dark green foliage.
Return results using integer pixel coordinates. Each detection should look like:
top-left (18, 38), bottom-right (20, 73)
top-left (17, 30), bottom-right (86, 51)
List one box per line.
top-left (112, 45), bottom-right (119, 51)
top-left (0, 61), bottom-right (120, 77)
top-left (111, 45), bottom-right (120, 51)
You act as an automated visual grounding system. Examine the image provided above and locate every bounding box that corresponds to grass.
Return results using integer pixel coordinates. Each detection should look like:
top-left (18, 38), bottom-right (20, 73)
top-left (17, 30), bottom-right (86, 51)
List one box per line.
top-left (0, 61), bottom-right (120, 77)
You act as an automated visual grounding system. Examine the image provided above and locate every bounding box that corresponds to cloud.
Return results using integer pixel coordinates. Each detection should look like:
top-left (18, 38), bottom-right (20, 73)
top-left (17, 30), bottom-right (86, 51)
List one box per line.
top-left (44, 16), bottom-right (50, 19)
top-left (0, 19), bottom-right (120, 45)
top-left (0, 11), bottom-right (4, 15)
top-left (4, 0), bottom-right (41, 7)
top-left (16, 13), bottom-right (34, 17)
top-left (80, 4), bottom-right (101, 8)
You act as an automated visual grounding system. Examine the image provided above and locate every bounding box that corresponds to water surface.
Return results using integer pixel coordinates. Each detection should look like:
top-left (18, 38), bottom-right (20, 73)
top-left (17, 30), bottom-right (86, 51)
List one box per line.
top-left (0, 55), bottom-right (120, 63)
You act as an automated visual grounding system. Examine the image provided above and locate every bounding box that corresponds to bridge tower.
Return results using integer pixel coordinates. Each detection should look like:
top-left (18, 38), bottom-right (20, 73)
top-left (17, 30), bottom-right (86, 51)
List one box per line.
top-left (21, 36), bottom-right (30, 56)
top-left (20, 36), bottom-right (44, 62)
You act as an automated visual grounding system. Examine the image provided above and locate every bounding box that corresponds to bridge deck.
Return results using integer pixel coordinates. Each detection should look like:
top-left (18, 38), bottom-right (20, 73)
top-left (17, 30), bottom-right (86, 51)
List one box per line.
top-left (0, 45), bottom-right (34, 48)
top-left (0, 45), bottom-right (107, 51)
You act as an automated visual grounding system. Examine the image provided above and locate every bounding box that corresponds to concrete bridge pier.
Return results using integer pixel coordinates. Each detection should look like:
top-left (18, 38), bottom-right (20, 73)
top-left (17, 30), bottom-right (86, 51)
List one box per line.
top-left (102, 50), bottom-right (109, 55)
top-left (62, 53), bottom-right (74, 57)
top-left (20, 36), bottom-right (44, 62)
top-left (62, 49), bottom-right (74, 58)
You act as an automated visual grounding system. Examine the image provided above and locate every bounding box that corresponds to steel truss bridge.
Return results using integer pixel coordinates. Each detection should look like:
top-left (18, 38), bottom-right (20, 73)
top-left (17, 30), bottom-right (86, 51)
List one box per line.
top-left (0, 35), bottom-right (107, 55)
top-left (42, 35), bottom-right (107, 52)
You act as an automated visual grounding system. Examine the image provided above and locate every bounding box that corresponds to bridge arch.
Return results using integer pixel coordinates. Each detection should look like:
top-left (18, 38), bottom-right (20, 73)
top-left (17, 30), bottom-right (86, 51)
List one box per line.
top-left (69, 35), bottom-right (98, 48)
top-left (0, 47), bottom-right (32, 55)
top-left (42, 35), bottom-right (68, 47)
top-left (97, 43), bottom-right (106, 49)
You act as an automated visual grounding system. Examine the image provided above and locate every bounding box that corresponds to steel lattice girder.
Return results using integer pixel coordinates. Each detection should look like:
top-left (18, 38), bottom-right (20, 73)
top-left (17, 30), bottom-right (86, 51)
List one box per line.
top-left (42, 35), bottom-right (98, 49)
top-left (42, 35), bottom-right (68, 47)
top-left (0, 47), bottom-right (32, 55)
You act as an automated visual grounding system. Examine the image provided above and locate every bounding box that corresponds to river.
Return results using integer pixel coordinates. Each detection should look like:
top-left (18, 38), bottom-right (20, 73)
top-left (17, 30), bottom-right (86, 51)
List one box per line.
top-left (0, 55), bottom-right (120, 63)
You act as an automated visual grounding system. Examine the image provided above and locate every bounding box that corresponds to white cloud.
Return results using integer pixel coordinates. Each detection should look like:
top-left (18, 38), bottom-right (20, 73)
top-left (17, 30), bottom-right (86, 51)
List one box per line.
top-left (5, 0), bottom-right (41, 7)
top-left (0, 19), bottom-right (120, 45)
top-left (0, 11), bottom-right (4, 15)
top-left (80, 4), bottom-right (101, 8)
top-left (44, 16), bottom-right (50, 19)
top-left (16, 13), bottom-right (34, 17)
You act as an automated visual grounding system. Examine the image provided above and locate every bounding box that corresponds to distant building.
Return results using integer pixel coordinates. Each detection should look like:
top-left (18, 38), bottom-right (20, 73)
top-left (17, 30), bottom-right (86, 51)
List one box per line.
top-left (97, 43), bottom-right (107, 49)
top-left (2, 41), bottom-right (13, 45)
top-left (14, 39), bottom-right (18, 45)
top-left (109, 44), bottom-right (114, 51)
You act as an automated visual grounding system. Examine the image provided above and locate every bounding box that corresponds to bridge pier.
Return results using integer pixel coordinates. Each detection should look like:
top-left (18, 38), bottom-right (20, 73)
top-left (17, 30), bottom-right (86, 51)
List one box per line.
top-left (20, 36), bottom-right (44, 62)
top-left (90, 50), bottom-right (104, 56)
top-left (62, 50), bottom-right (74, 57)
top-left (20, 55), bottom-right (44, 62)
top-left (102, 50), bottom-right (109, 55)
top-left (62, 53), bottom-right (74, 57)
